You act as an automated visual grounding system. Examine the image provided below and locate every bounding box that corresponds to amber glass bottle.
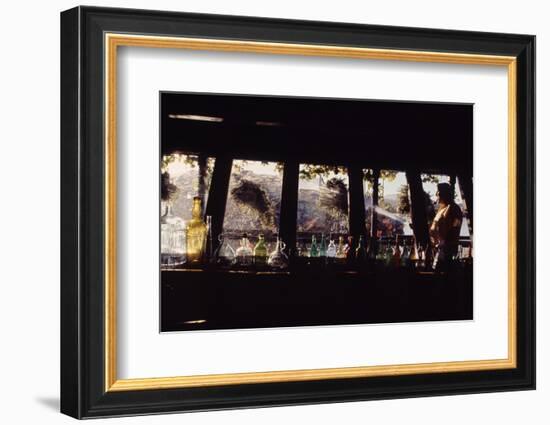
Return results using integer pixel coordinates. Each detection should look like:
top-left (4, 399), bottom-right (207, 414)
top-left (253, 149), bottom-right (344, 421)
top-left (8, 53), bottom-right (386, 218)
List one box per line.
top-left (185, 197), bottom-right (207, 264)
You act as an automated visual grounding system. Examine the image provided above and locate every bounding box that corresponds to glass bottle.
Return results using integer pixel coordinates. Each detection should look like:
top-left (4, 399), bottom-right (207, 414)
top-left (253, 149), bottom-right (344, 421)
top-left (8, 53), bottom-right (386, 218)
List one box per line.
top-left (253, 234), bottom-right (268, 267)
top-left (235, 233), bottom-right (253, 266)
top-left (319, 234), bottom-right (327, 257)
top-left (335, 236), bottom-right (346, 259)
top-left (355, 235), bottom-right (367, 263)
top-left (160, 202), bottom-right (186, 267)
top-left (384, 238), bottom-right (393, 266)
top-left (425, 244), bottom-right (434, 271)
top-left (376, 239), bottom-right (385, 261)
top-left (185, 197), bottom-right (207, 264)
top-left (401, 239), bottom-right (411, 267)
top-left (326, 238), bottom-right (337, 258)
top-left (345, 236), bottom-right (355, 263)
top-left (203, 215), bottom-right (213, 263)
top-left (268, 236), bottom-right (289, 269)
top-left (417, 245), bottom-right (426, 270)
top-left (410, 237), bottom-right (419, 267)
top-left (367, 237), bottom-right (377, 261)
top-left (392, 235), bottom-right (402, 266)
top-left (213, 234), bottom-right (236, 267)
top-left (309, 235), bottom-right (319, 258)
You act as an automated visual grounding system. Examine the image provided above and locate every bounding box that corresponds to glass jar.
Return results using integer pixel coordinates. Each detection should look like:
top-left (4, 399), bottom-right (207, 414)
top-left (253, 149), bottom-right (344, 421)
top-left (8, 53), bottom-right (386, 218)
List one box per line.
top-left (160, 202), bottom-right (186, 267)
top-left (235, 234), bottom-right (253, 267)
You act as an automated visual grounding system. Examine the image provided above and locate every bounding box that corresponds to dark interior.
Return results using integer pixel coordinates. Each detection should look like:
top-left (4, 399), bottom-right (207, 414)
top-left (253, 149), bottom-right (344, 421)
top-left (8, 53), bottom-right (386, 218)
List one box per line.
top-left (160, 92), bottom-right (473, 332)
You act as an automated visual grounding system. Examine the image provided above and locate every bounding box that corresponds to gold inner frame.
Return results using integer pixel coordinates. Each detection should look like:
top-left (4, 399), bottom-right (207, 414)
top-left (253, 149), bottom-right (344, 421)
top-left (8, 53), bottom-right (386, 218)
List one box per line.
top-left (104, 33), bottom-right (517, 392)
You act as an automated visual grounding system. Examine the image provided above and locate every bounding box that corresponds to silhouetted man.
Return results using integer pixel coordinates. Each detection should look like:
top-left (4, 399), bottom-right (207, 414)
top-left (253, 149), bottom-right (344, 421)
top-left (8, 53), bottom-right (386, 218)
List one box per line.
top-left (429, 182), bottom-right (463, 271)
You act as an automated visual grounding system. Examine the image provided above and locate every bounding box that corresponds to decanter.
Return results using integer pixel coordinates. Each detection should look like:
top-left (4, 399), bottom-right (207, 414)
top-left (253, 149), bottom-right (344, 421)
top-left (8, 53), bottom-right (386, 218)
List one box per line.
top-left (185, 197), bottom-right (207, 264)
top-left (326, 238), bottom-right (337, 258)
top-left (213, 234), bottom-right (236, 267)
top-left (160, 202), bottom-right (186, 267)
top-left (268, 236), bottom-right (289, 269)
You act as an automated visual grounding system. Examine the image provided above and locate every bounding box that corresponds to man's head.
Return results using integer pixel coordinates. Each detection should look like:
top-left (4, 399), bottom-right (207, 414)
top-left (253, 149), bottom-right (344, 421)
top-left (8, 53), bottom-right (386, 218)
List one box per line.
top-left (436, 182), bottom-right (453, 205)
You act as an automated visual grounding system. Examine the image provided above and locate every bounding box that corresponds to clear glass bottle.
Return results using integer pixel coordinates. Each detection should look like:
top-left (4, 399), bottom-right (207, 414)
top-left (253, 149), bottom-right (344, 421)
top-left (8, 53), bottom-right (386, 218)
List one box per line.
top-left (268, 236), bottom-right (289, 269)
top-left (213, 234), bottom-right (236, 267)
top-left (355, 235), bottom-right (367, 263)
top-left (384, 239), bottom-right (393, 266)
top-left (319, 234), bottom-right (327, 258)
top-left (253, 234), bottom-right (268, 266)
top-left (376, 239), bottom-right (386, 261)
top-left (401, 239), bottom-right (411, 267)
top-left (326, 238), bottom-right (337, 258)
top-left (392, 235), bottom-right (402, 266)
top-left (204, 215), bottom-right (213, 263)
top-left (160, 202), bottom-right (186, 267)
top-left (235, 233), bottom-right (253, 266)
top-left (185, 197), bottom-right (207, 264)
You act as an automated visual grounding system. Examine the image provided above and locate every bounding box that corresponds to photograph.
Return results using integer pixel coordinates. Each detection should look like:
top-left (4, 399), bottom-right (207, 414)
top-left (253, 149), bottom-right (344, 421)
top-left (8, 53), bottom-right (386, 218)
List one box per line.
top-left (159, 92), bottom-right (474, 332)
top-left (58, 5), bottom-right (535, 419)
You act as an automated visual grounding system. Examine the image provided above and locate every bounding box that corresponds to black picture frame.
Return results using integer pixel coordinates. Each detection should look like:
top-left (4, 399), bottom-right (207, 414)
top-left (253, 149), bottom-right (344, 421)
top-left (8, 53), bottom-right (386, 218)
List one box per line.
top-left (61, 5), bottom-right (535, 419)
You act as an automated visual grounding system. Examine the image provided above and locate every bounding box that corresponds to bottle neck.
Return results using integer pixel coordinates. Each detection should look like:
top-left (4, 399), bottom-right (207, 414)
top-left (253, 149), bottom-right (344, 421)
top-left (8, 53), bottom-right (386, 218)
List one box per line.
top-left (191, 199), bottom-right (202, 219)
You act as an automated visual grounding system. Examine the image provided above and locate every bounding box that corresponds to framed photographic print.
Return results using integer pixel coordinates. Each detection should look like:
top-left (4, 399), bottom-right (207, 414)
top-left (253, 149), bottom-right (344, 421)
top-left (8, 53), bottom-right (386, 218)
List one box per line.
top-left (60, 6), bottom-right (535, 419)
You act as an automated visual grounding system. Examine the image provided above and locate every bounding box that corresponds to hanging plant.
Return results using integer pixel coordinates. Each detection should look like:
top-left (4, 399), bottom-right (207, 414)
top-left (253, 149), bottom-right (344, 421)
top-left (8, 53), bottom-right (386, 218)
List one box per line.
top-left (161, 171), bottom-right (179, 201)
top-left (320, 177), bottom-right (348, 216)
top-left (230, 179), bottom-right (274, 227)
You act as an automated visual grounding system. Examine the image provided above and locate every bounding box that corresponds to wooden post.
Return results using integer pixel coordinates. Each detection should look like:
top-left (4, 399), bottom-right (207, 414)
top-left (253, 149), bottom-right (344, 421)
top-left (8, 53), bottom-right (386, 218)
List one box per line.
top-left (457, 174), bottom-right (474, 235)
top-left (205, 156), bottom-right (233, 251)
top-left (348, 165), bottom-right (367, 241)
top-left (371, 169), bottom-right (380, 238)
top-left (278, 159), bottom-right (299, 252)
top-left (406, 170), bottom-right (429, 247)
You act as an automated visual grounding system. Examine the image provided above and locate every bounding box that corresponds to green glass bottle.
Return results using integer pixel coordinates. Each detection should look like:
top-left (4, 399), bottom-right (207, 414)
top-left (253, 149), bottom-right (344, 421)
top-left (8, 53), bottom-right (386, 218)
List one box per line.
top-left (309, 235), bottom-right (319, 257)
top-left (253, 234), bottom-right (268, 266)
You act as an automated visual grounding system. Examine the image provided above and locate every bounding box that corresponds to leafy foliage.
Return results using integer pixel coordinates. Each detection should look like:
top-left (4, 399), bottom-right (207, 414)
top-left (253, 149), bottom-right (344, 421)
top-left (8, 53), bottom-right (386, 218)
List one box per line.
top-left (230, 179), bottom-right (275, 227)
top-left (160, 172), bottom-right (178, 201)
top-left (320, 177), bottom-right (349, 217)
top-left (299, 164), bottom-right (347, 180)
top-left (397, 185), bottom-right (411, 215)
